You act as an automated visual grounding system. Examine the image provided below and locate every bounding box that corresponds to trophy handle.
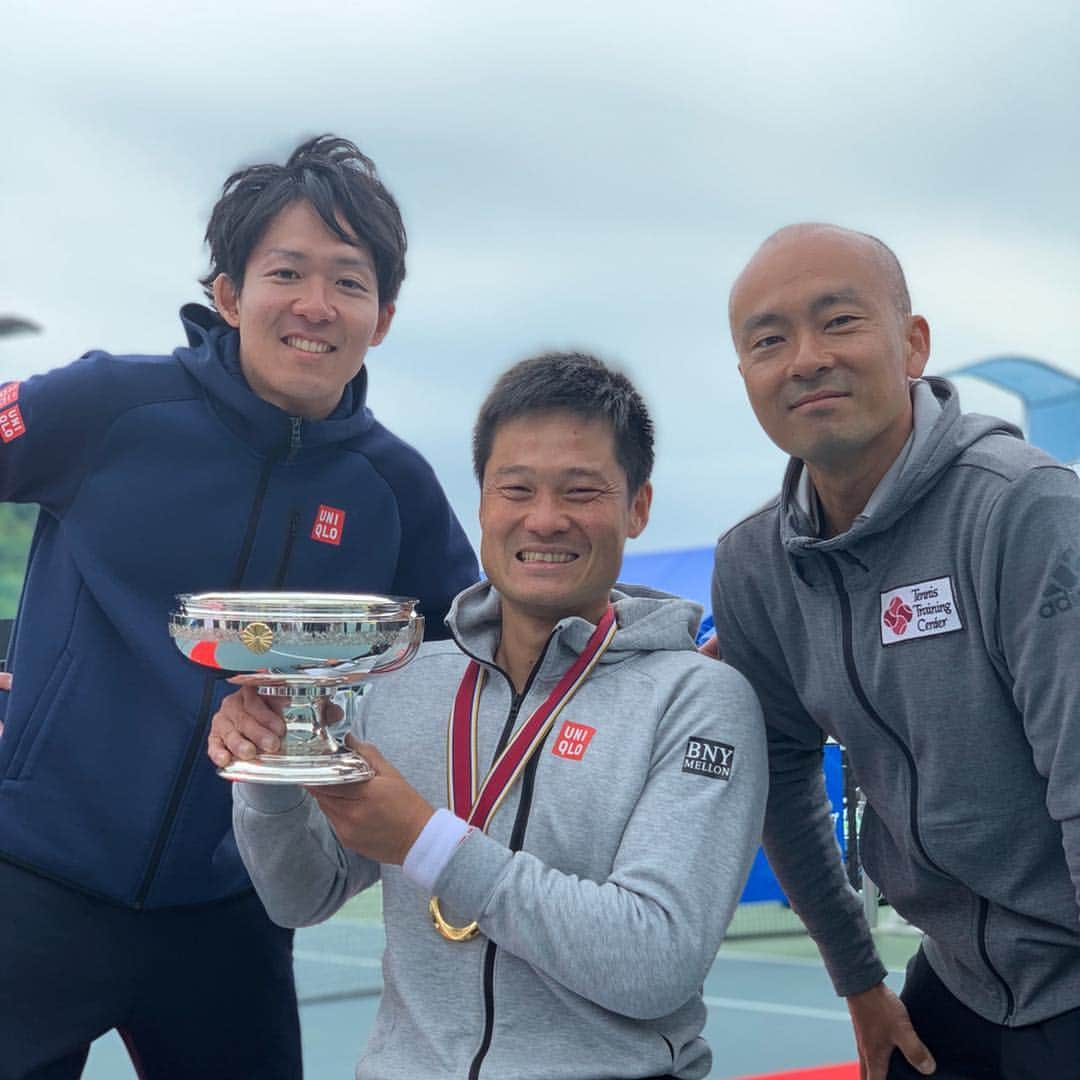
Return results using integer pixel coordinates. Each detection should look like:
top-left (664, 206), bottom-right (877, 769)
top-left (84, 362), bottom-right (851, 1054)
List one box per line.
top-left (370, 617), bottom-right (424, 675)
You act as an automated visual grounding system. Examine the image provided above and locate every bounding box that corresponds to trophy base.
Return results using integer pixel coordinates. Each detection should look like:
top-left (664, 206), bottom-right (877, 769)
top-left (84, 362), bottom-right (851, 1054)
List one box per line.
top-left (218, 748), bottom-right (375, 785)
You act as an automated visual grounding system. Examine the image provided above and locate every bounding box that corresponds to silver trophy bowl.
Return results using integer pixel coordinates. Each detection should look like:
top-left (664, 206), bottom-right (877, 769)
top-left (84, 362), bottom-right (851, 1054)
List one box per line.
top-left (169, 591), bottom-right (424, 784)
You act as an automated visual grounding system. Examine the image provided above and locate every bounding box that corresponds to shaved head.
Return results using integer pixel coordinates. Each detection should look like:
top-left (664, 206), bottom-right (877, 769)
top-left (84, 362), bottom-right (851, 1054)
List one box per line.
top-left (730, 223), bottom-right (912, 332)
top-left (726, 219), bottom-right (931, 505)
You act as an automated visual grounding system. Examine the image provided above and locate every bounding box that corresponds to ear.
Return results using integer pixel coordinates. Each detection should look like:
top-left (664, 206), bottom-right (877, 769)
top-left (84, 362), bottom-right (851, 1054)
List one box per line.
top-left (627, 481), bottom-right (652, 539)
top-left (212, 274), bottom-right (242, 328)
top-left (904, 315), bottom-right (931, 378)
top-left (369, 302), bottom-right (396, 348)
top-left (477, 479), bottom-right (490, 527)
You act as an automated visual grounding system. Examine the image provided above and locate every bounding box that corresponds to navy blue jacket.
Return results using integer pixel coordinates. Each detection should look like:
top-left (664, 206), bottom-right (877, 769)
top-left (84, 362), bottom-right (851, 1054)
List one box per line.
top-left (0, 305), bottom-right (478, 908)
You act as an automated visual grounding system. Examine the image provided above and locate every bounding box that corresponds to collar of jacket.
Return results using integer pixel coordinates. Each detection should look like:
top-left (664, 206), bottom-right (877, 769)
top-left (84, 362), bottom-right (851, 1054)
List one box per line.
top-left (777, 375), bottom-right (1021, 559)
top-left (172, 303), bottom-right (375, 457)
top-left (444, 580), bottom-right (703, 690)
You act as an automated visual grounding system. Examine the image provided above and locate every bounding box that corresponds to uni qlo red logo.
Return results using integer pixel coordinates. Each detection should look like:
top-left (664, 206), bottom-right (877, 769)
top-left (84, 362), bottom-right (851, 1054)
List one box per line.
top-left (883, 595), bottom-right (913, 635)
top-left (0, 382), bottom-right (19, 408)
top-left (0, 404), bottom-right (26, 443)
top-left (552, 720), bottom-right (596, 761)
top-left (311, 505), bottom-right (345, 546)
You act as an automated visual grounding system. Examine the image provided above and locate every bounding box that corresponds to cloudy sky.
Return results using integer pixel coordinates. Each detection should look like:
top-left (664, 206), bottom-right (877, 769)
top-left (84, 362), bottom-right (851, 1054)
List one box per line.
top-left (2, 0), bottom-right (1077, 557)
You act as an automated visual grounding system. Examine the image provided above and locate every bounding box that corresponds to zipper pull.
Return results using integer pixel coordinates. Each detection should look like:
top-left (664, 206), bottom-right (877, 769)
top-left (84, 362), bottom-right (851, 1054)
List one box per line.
top-left (288, 416), bottom-right (302, 460)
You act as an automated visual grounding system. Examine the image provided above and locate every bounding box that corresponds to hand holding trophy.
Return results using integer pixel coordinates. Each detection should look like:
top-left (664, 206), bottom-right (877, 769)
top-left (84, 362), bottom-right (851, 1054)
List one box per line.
top-left (170, 592), bottom-right (423, 784)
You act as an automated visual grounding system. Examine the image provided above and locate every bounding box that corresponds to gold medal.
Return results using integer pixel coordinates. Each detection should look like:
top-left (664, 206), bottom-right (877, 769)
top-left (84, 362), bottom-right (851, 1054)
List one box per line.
top-left (429, 896), bottom-right (479, 942)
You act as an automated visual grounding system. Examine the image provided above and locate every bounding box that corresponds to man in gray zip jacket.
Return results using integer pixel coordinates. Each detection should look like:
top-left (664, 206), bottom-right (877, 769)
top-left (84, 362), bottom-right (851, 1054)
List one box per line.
top-left (712, 223), bottom-right (1080, 1078)
top-left (212, 351), bottom-right (768, 1079)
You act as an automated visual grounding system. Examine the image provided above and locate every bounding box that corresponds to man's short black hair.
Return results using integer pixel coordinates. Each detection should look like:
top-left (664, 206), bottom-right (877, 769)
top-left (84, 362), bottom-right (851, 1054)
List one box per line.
top-left (472, 351), bottom-right (654, 495)
top-left (200, 134), bottom-right (406, 307)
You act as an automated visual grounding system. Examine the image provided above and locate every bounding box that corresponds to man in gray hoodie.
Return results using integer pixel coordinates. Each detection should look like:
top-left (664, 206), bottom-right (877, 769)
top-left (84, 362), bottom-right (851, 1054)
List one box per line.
top-left (212, 351), bottom-right (767, 1079)
top-left (712, 224), bottom-right (1080, 1078)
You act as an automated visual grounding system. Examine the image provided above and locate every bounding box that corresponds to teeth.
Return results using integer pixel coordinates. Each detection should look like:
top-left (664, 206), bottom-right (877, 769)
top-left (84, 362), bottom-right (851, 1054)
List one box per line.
top-left (285, 337), bottom-right (332, 354)
top-left (519, 552), bottom-right (576, 563)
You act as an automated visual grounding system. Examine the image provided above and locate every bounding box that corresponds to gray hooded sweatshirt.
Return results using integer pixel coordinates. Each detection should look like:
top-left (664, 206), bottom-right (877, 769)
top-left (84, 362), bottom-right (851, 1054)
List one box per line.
top-left (712, 376), bottom-right (1080, 1026)
top-left (234, 582), bottom-right (766, 1079)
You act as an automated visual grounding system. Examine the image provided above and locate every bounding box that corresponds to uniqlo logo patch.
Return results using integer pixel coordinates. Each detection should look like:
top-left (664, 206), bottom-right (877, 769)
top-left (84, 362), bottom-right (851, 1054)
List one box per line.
top-left (0, 382), bottom-right (19, 408)
top-left (880, 575), bottom-right (963, 645)
top-left (0, 404), bottom-right (25, 443)
top-left (311, 505), bottom-right (345, 546)
top-left (551, 720), bottom-right (596, 761)
top-left (682, 737), bottom-right (734, 780)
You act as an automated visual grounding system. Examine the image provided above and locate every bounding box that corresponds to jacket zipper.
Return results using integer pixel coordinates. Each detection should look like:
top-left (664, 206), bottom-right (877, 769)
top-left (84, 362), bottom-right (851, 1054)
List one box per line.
top-left (822, 554), bottom-right (1015, 1020)
top-left (134, 449), bottom-right (283, 908)
top-left (463, 639), bottom-right (553, 1080)
top-left (287, 416), bottom-right (303, 461)
top-left (273, 511), bottom-right (300, 588)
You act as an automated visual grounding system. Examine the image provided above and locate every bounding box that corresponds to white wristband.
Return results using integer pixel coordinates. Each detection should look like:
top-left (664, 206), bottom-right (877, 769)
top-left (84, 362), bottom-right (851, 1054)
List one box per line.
top-left (402, 808), bottom-right (471, 892)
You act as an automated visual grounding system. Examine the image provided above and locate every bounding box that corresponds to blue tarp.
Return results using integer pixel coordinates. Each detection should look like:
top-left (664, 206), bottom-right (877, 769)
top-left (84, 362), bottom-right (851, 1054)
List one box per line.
top-left (618, 545), bottom-right (714, 609)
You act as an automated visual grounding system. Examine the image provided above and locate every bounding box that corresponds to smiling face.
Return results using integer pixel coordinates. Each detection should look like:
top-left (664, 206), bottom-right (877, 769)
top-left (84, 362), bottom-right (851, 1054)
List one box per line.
top-left (730, 226), bottom-right (929, 481)
top-left (212, 199), bottom-right (394, 420)
top-left (478, 410), bottom-right (652, 629)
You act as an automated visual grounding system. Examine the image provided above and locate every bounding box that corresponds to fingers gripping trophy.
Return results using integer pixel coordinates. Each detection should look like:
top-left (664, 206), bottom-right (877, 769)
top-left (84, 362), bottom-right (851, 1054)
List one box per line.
top-left (170, 592), bottom-right (423, 784)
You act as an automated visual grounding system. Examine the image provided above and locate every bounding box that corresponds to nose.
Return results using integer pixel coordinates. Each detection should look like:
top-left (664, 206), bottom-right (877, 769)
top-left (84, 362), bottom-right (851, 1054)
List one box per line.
top-left (522, 491), bottom-right (570, 536)
top-left (789, 333), bottom-right (833, 379)
top-left (292, 278), bottom-right (336, 323)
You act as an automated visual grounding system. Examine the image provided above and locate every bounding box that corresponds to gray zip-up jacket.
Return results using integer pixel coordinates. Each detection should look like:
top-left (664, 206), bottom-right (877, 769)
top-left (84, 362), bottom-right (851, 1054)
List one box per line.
top-left (234, 582), bottom-right (766, 1079)
top-left (712, 376), bottom-right (1080, 1026)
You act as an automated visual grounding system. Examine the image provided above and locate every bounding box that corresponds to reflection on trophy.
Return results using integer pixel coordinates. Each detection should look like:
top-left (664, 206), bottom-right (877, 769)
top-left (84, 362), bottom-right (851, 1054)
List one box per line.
top-left (169, 592), bottom-right (423, 785)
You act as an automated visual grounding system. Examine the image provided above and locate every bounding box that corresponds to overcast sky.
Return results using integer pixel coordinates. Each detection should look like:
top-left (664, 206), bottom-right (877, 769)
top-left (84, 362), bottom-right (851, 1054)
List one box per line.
top-left (2, 0), bottom-right (1077, 557)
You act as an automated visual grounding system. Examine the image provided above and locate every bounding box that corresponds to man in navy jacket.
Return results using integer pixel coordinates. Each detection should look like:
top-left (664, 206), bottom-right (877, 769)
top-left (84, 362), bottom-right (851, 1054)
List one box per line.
top-left (0, 135), bottom-right (478, 1079)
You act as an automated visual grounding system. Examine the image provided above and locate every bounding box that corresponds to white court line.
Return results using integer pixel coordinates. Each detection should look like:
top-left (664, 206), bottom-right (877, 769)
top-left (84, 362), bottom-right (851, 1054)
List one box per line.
top-left (296, 948), bottom-right (852, 1021)
top-left (717, 949), bottom-right (908, 976)
top-left (294, 949), bottom-right (381, 970)
top-left (297, 945), bottom-right (906, 979)
top-left (703, 995), bottom-right (849, 1022)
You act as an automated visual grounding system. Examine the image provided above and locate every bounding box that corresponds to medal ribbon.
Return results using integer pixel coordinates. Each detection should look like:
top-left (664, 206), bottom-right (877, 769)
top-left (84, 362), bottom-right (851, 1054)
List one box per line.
top-left (430, 605), bottom-right (617, 942)
top-left (446, 603), bottom-right (617, 831)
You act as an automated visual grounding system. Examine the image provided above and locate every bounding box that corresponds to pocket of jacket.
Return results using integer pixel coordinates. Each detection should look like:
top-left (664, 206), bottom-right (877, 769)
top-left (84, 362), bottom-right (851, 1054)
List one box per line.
top-left (5, 648), bottom-right (76, 780)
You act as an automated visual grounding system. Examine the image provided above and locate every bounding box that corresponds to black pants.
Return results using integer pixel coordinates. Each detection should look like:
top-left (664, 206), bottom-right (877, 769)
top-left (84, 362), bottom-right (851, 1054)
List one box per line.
top-left (0, 860), bottom-right (301, 1080)
top-left (887, 947), bottom-right (1080, 1080)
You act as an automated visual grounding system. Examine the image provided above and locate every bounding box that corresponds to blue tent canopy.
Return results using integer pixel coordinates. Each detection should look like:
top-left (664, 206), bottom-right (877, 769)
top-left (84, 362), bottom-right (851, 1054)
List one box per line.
top-left (945, 355), bottom-right (1080, 465)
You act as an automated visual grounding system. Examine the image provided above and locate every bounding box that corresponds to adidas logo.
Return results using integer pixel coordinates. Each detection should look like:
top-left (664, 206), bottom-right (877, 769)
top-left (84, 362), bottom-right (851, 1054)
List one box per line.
top-left (1040, 548), bottom-right (1080, 619)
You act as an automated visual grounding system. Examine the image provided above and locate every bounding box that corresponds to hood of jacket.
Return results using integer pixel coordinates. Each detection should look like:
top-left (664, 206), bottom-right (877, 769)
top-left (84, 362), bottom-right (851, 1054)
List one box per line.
top-left (173, 303), bottom-right (376, 456)
top-left (445, 580), bottom-right (703, 688)
top-left (779, 376), bottom-right (1022, 558)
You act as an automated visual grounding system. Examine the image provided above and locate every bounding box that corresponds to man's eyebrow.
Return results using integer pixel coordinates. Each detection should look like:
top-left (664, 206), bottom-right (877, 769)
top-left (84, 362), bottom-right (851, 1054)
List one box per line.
top-left (809, 288), bottom-right (862, 314)
top-left (562, 467), bottom-right (609, 483)
top-left (490, 465), bottom-right (610, 483)
top-left (491, 465), bottom-right (533, 480)
top-left (740, 289), bottom-right (867, 337)
top-left (263, 248), bottom-right (375, 272)
top-left (741, 311), bottom-right (787, 337)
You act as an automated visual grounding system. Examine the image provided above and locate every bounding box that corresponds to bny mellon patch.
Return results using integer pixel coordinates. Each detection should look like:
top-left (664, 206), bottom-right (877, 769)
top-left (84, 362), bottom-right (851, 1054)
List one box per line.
top-left (682, 737), bottom-right (734, 780)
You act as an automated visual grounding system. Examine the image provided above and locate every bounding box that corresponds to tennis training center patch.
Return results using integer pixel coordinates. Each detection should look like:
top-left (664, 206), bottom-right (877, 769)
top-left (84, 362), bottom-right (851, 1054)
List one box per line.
top-left (682, 737), bottom-right (734, 781)
top-left (880, 575), bottom-right (963, 645)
